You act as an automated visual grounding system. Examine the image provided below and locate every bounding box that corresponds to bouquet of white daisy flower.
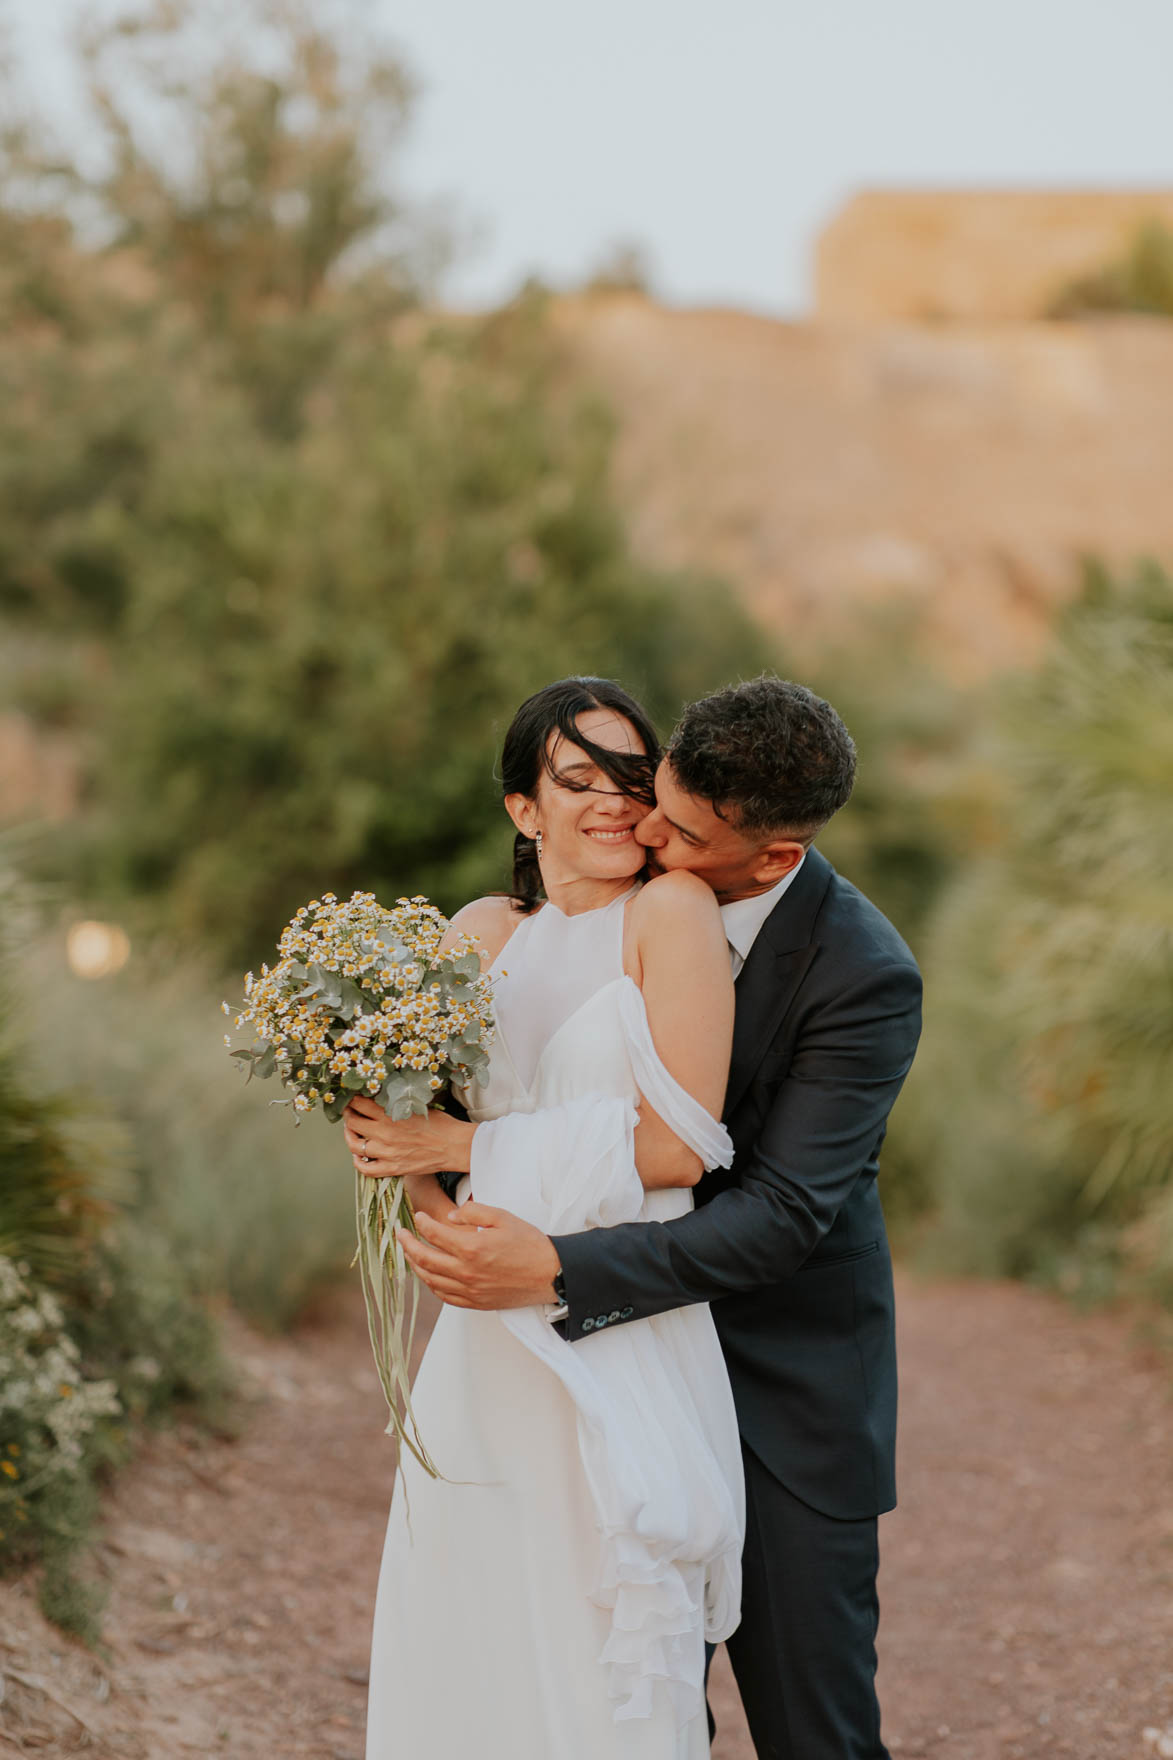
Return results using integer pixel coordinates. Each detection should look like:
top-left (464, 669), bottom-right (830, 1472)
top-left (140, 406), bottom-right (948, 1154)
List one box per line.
top-left (224, 891), bottom-right (496, 1474)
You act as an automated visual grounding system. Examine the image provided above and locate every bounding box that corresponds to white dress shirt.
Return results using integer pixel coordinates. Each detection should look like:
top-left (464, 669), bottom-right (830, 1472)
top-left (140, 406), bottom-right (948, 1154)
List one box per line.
top-left (719, 855), bottom-right (806, 979)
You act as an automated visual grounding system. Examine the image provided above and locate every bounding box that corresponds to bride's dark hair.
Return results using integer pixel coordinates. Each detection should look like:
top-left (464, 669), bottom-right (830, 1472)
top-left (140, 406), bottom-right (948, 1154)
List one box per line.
top-left (501, 677), bottom-right (660, 914)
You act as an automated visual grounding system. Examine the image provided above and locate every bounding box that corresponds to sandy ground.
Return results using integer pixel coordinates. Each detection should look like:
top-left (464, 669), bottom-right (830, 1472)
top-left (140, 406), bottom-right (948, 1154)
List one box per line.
top-left (2, 1270), bottom-right (1172, 1759)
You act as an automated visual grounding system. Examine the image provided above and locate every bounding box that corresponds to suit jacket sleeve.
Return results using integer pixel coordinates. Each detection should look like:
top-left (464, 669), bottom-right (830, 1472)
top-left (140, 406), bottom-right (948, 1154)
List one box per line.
top-left (551, 957), bottom-right (922, 1339)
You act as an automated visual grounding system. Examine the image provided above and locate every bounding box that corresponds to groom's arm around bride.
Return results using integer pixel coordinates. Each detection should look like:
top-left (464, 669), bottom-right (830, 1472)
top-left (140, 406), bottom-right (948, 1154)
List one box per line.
top-left (557, 839), bottom-right (921, 1505)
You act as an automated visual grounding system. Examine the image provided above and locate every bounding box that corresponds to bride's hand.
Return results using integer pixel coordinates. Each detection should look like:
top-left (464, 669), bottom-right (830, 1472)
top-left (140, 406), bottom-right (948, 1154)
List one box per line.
top-left (343, 1095), bottom-right (476, 1179)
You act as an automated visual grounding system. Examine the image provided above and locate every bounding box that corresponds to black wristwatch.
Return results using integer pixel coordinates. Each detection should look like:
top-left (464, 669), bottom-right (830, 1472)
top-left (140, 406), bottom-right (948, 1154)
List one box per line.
top-left (546, 1265), bottom-right (569, 1324)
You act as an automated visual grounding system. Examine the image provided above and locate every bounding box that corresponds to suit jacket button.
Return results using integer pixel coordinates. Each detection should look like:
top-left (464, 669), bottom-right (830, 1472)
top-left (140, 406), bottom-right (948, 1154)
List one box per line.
top-left (608, 1310), bottom-right (622, 1323)
top-left (581, 1317), bottom-right (595, 1332)
top-left (621, 1306), bottom-right (634, 1319)
top-left (595, 1314), bottom-right (609, 1328)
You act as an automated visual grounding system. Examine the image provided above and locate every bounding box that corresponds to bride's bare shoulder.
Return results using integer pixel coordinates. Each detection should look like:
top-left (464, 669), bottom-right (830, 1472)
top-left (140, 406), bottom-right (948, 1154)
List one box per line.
top-left (625, 871), bottom-right (724, 982)
top-left (631, 869), bottom-right (721, 929)
top-left (442, 894), bottom-right (530, 967)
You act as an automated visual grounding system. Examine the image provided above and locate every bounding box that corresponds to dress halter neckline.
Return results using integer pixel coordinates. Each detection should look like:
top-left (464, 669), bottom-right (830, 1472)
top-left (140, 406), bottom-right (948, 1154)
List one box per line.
top-left (536, 881), bottom-right (642, 923)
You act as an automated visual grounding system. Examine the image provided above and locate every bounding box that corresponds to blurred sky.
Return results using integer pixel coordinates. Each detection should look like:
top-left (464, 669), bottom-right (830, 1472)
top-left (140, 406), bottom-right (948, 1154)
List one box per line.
top-left (11, 0), bottom-right (1173, 316)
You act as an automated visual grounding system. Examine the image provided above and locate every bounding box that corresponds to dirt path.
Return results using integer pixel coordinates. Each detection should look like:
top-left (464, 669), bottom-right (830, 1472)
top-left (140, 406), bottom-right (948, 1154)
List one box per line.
top-left (2, 1271), bottom-right (1171, 1759)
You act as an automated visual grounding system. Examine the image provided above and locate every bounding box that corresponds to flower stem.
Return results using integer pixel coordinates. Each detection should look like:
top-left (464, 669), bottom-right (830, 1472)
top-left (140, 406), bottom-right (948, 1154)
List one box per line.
top-left (352, 1173), bottom-right (441, 1478)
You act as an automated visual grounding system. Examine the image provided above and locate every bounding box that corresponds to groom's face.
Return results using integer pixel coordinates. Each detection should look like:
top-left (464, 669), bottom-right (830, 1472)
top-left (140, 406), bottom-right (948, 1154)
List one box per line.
top-left (635, 760), bottom-right (805, 903)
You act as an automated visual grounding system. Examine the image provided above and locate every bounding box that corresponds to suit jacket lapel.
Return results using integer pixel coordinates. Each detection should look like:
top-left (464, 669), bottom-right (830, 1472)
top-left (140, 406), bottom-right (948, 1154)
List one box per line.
top-left (723, 848), bottom-right (832, 1118)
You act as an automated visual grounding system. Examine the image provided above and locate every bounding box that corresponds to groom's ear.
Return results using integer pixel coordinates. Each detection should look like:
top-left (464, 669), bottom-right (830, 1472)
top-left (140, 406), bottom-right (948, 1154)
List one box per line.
top-left (753, 840), bottom-right (806, 886)
top-left (504, 791), bottom-right (538, 840)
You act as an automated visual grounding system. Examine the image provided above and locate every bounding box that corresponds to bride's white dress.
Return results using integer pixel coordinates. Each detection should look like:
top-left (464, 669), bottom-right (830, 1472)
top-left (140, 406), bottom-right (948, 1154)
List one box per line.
top-left (364, 888), bottom-right (745, 1759)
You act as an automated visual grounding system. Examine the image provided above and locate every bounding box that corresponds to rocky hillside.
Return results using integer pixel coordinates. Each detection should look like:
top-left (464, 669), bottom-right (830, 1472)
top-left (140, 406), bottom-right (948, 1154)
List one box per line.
top-left (555, 294), bottom-right (1173, 674)
top-left (816, 190), bottom-right (1173, 322)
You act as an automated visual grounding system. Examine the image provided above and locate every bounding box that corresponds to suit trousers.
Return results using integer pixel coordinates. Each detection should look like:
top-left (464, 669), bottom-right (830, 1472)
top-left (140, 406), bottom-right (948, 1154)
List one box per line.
top-left (709, 1440), bottom-right (890, 1760)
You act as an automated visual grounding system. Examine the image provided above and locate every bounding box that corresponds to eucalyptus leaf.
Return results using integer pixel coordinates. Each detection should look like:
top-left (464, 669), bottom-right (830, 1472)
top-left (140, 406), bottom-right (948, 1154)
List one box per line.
top-left (295, 964), bottom-right (343, 1009)
top-left (336, 982), bottom-right (371, 1021)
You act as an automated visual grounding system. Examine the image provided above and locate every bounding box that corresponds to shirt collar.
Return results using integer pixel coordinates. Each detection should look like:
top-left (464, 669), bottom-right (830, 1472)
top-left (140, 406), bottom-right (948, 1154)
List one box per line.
top-left (718, 855), bottom-right (807, 966)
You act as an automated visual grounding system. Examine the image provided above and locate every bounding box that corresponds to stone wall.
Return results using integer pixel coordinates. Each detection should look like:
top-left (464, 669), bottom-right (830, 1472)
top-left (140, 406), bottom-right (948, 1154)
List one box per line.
top-left (816, 190), bottom-right (1173, 323)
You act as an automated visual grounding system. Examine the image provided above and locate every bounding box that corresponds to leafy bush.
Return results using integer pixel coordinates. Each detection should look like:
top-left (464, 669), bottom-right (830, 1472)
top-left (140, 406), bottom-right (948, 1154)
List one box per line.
top-left (0, 1256), bottom-right (120, 1639)
top-left (905, 561), bottom-right (1173, 1300)
top-left (0, 870), bottom-right (232, 1635)
top-left (1049, 220), bottom-right (1173, 319)
top-left (0, 860), bottom-right (118, 1285)
top-left (806, 607), bottom-right (988, 956)
top-left (18, 936), bottom-right (356, 1330)
top-left (0, 1219), bottom-right (232, 1643)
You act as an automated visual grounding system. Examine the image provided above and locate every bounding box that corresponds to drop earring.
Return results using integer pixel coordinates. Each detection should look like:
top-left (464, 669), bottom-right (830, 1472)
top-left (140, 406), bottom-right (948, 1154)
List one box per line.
top-left (535, 830), bottom-right (544, 860)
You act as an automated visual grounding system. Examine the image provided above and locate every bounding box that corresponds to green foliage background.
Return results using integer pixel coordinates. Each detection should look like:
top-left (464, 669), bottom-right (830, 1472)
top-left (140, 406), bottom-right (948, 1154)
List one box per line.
top-left (899, 562), bottom-right (1173, 1298)
top-left (0, 3), bottom-right (765, 969)
top-left (0, 865), bottom-right (231, 1635)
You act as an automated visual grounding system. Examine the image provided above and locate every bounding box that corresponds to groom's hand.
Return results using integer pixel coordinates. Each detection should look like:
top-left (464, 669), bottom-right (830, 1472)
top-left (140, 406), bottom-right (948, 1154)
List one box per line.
top-left (398, 1203), bottom-right (560, 1309)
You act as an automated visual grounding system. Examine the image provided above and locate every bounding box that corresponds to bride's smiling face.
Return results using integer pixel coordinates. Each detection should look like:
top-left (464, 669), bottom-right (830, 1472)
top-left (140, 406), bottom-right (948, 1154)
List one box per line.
top-left (505, 708), bottom-right (652, 886)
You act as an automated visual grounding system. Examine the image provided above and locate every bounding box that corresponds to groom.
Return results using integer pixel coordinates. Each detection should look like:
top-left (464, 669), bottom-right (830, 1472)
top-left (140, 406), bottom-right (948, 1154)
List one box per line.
top-left (398, 676), bottom-right (922, 1760)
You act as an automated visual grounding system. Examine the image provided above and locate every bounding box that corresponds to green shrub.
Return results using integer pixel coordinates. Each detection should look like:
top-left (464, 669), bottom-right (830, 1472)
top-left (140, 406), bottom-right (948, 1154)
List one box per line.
top-left (906, 561), bottom-right (1173, 1299)
top-left (806, 607), bottom-right (988, 957)
top-left (1049, 219), bottom-right (1173, 319)
top-left (0, 1219), bottom-right (232, 1642)
top-left (0, 870), bottom-right (232, 1635)
top-left (67, 1221), bottom-right (236, 1432)
top-left (0, 1222), bottom-right (233, 1643)
top-left (19, 938), bottom-right (357, 1330)
top-left (0, 1254), bottom-right (118, 1639)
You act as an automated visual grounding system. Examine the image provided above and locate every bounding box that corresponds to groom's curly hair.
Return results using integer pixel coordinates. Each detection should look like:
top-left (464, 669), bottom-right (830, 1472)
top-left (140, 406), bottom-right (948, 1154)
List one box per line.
top-left (668, 675), bottom-right (856, 843)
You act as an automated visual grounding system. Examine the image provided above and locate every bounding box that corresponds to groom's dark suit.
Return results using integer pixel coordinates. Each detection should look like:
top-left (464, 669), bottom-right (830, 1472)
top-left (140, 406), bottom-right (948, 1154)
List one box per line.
top-left (551, 847), bottom-right (922, 1760)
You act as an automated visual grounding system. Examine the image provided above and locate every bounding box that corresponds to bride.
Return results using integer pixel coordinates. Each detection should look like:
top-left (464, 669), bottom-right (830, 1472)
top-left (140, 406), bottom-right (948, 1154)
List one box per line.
top-left (345, 676), bottom-right (745, 1760)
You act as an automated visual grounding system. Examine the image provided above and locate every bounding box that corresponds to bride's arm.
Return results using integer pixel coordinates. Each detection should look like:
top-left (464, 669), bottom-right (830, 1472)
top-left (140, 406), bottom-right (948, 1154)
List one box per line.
top-left (626, 872), bottom-right (734, 1190)
top-left (401, 1173), bottom-right (458, 1222)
